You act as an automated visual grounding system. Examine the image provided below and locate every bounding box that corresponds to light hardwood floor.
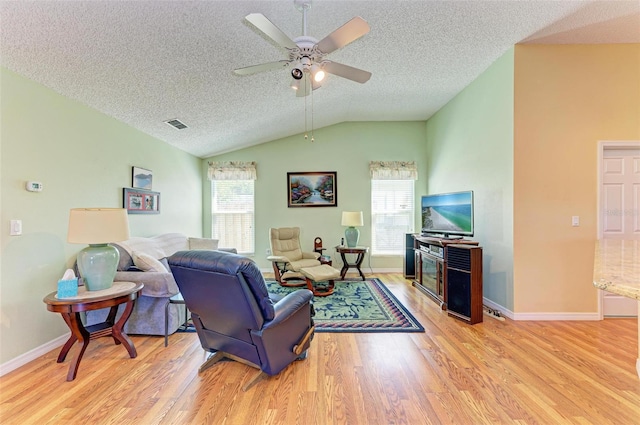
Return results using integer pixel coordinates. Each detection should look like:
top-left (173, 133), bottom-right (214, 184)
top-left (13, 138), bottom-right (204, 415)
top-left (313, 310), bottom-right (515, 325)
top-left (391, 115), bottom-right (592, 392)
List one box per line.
top-left (1, 273), bottom-right (639, 424)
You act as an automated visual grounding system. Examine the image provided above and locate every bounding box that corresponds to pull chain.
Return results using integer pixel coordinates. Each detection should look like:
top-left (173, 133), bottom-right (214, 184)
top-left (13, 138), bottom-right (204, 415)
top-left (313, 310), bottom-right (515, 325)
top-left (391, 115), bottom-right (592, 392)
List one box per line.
top-left (304, 77), bottom-right (308, 140)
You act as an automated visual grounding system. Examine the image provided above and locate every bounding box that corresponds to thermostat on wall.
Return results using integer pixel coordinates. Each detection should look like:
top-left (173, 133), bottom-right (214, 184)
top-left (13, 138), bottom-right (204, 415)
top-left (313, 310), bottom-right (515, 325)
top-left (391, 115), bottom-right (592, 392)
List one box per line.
top-left (26, 181), bottom-right (43, 192)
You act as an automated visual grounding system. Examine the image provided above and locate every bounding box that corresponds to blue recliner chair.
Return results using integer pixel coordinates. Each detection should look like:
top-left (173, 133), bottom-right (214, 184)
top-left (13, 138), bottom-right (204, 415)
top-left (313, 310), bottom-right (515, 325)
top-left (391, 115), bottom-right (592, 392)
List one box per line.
top-left (168, 250), bottom-right (314, 390)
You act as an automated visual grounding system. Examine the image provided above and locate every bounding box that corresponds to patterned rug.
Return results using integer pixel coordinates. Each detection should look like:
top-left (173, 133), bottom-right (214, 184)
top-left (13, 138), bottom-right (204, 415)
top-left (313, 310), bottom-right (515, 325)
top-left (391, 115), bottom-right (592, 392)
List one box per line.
top-left (266, 278), bottom-right (424, 333)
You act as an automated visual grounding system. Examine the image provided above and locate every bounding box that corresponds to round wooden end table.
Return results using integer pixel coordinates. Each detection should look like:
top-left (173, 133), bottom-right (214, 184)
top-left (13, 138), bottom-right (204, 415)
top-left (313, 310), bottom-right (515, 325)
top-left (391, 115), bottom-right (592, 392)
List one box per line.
top-left (43, 281), bottom-right (143, 381)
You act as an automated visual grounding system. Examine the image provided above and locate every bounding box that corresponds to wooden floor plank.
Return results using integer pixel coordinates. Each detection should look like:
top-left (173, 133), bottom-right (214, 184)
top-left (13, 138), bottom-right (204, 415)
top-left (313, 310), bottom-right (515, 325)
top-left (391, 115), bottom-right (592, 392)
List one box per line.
top-left (1, 273), bottom-right (639, 424)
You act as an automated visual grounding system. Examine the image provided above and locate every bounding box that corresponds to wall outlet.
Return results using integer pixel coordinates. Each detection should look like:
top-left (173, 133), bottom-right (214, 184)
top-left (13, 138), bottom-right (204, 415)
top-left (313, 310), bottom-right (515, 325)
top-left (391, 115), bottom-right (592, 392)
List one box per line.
top-left (572, 216), bottom-right (580, 227)
top-left (266, 249), bottom-right (271, 255)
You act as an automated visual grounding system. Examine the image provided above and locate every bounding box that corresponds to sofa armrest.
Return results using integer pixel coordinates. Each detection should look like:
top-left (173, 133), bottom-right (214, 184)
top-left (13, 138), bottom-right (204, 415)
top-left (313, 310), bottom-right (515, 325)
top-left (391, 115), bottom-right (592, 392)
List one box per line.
top-left (188, 237), bottom-right (219, 250)
top-left (114, 271), bottom-right (179, 298)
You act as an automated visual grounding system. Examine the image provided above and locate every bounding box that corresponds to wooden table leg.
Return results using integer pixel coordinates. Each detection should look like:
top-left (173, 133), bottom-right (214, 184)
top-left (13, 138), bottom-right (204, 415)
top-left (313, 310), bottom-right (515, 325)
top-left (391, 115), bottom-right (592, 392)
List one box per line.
top-left (354, 252), bottom-right (366, 280)
top-left (339, 252), bottom-right (349, 279)
top-left (105, 305), bottom-right (120, 345)
top-left (111, 299), bottom-right (137, 358)
top-left (57, 313), bottom-right (78, 363)
top-left (64, 312), bottom-right (90, 381)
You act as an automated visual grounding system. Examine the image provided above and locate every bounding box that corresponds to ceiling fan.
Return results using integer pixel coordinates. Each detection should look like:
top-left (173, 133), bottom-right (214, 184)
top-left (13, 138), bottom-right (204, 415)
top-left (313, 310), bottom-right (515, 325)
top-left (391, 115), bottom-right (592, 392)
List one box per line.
top-left (233, 0), bottom-right (372, 97)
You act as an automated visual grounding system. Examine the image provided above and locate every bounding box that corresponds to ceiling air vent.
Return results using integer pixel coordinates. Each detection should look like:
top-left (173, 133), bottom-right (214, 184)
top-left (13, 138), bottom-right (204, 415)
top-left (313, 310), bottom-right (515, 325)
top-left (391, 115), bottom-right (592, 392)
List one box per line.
top-left (164, 119), bottom-right (188, 130)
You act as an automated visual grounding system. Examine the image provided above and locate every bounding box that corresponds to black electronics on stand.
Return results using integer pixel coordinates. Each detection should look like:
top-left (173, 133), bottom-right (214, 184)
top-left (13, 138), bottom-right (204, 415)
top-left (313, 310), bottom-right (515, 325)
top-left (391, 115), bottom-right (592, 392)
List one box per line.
top-left (446, 244), bottom-right (483, 324)
top-left (403, 233), bottom-right (415, 278)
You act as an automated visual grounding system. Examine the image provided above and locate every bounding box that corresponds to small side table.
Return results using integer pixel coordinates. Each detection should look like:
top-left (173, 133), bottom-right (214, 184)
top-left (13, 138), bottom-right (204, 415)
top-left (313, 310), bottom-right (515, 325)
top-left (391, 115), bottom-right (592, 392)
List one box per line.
top-left (335, 246), bottom-right (369, 280)
top-left (43, 281), bottom-right (143, 381)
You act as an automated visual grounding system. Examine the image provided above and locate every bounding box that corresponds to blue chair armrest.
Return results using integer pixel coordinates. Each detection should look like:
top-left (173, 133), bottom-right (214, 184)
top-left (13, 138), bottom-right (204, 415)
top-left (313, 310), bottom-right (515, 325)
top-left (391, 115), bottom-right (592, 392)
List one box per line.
top-left (264, 289), bottom-right (313, 329)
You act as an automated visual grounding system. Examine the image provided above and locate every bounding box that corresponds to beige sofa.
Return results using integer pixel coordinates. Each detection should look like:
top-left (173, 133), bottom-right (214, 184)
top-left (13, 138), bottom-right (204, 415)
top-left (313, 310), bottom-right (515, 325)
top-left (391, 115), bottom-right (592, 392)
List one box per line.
top-left (84, 233), bottom-right (236, 336)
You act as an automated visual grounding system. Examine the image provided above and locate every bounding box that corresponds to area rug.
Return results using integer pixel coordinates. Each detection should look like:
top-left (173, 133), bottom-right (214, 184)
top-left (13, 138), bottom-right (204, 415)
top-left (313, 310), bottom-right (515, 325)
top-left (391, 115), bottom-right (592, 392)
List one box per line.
top-left (266, 278), bottom-right (424, 333)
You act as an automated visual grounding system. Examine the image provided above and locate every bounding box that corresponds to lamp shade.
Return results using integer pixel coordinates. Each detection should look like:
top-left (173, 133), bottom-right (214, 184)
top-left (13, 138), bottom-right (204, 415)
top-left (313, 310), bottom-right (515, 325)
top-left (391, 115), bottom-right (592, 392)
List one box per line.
top-left (341, 211), bottom-right (363, 227)
top-left (68, 208), bottom-right (130, 291)
top-left (68, 208), bottom-right (130, 244)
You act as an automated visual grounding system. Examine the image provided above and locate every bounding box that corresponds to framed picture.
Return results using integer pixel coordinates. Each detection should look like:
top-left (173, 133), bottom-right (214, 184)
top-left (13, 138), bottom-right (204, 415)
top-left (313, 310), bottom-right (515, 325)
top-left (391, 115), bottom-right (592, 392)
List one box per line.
top-left (132, 166), bottom-right (153, 190)
top-left (123, 187), bottom-right (160, 214)
top-left (287, 171), bottom-right (337, 207)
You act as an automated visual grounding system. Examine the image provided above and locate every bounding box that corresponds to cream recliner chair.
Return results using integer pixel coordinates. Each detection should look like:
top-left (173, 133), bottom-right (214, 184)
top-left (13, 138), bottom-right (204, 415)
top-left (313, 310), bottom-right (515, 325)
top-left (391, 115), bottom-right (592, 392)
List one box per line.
top-left (267, 227), bottom-right (320, 285)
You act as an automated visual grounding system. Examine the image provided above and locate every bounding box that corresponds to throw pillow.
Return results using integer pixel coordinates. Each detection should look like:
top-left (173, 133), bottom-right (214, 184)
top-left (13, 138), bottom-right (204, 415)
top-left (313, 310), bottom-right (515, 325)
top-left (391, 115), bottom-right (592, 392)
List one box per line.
top-left (188, 237), bottom-right (219, 250)
top-left (132, 252), bottom-right (167, 273)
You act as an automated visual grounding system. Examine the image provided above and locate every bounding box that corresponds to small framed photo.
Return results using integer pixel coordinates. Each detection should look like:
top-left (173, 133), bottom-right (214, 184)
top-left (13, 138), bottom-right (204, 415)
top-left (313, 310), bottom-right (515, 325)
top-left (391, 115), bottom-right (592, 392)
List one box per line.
top-left (123, 187), bottom-right (160, 214)
top-left (132, 166), bottom-right (153, 190)
top-left (287, 171), bottom-right (337, 208)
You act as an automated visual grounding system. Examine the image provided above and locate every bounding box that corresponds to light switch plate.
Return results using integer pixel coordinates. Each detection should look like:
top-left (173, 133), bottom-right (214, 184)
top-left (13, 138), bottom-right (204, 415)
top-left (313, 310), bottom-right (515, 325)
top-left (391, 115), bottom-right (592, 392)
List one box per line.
top-left (10, 219), bottom-right (22, 235)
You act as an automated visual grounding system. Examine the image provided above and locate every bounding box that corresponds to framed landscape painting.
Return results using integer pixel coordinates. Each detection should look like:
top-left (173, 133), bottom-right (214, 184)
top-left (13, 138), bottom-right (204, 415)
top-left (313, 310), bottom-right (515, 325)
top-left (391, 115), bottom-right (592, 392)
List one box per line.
top-left (123, 187), bottom-right (160, 214)
top-left (287, 171), bottom-right (337, 208)
top-left (132, 166), bottom-right (153, 190)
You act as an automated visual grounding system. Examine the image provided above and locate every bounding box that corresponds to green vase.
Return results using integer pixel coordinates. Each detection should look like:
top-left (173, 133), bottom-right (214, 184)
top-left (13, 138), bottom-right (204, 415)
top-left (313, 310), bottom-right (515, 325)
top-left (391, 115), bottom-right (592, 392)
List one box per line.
top-left (344, 227), bottom-right (360, 248)
top-left (76, 243), bottom-right (120, 291)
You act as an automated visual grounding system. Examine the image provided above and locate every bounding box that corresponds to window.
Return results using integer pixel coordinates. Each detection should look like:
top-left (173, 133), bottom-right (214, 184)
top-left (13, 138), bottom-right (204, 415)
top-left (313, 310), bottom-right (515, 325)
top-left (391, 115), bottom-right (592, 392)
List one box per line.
top-left (211, 180), bottom-right (254, 255)
top-left (371, 179), bottom-right (415, 255)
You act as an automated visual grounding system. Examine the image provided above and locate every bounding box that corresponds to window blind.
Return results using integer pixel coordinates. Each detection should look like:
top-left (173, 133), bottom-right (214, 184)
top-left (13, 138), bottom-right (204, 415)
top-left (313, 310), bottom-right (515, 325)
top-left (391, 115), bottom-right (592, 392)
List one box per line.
top-left (371, 179), bottom-right (415, 255)
top-left (211, 180), bottom-right (255, 255)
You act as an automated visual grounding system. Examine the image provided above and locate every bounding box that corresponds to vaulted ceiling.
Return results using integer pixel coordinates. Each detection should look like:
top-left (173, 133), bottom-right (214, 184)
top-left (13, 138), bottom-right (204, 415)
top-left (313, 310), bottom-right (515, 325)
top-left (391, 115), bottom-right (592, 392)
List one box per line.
top-left (1, 1), bottom-right (639, 158)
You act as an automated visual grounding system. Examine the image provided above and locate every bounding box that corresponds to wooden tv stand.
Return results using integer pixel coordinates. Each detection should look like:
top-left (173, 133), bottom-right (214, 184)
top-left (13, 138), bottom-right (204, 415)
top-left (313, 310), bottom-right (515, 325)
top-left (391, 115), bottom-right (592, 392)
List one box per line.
top-left (412, 235), bottom-right (479, 310)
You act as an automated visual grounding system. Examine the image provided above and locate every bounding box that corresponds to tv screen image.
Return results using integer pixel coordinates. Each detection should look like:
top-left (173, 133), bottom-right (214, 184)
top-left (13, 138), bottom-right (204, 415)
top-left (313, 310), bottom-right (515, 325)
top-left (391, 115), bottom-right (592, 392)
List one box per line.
top-left (421, 191), bottom-right (474, 237)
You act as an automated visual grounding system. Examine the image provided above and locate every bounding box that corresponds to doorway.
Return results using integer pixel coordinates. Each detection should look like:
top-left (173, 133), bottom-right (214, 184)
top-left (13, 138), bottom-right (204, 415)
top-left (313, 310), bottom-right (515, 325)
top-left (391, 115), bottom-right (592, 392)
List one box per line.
top-left (598, 140), bottom-right (640, 317)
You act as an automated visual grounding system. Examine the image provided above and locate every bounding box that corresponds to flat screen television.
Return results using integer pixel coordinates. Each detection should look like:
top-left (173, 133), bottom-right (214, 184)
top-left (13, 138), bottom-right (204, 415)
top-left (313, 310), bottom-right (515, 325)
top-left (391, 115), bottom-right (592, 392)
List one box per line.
top-left (421, 190), bottom-right (474, 239)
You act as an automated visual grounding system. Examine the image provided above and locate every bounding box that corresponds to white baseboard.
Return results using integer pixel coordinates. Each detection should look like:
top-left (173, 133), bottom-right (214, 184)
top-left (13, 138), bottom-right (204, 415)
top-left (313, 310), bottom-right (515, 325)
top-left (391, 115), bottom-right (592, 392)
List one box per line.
top-left (0, 332), bottom-right (69, 377)
top-left (511, 312), bottom-right (601, 321)
top-left (483, 297), bottom-right (600, 321)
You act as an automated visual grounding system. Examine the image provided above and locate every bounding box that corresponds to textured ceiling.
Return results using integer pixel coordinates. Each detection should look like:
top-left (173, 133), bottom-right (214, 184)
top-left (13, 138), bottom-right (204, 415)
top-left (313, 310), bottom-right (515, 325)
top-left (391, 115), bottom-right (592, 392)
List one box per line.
top-left (1, 1), bottom-right (639, 158)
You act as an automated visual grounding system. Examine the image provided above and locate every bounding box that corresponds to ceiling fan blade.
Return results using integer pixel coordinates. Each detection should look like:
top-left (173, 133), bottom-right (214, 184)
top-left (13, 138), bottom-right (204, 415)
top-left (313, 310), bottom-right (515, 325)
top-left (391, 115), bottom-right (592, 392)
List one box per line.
top-left (296, 74), bottom-right (312, 97)
top-left (323, 61), bottom-right (371, 84)
top-left (233, 60), bottom-right (290, 76)
top-left (245, 13), bottom-right (298, 50)
top-left (316, 16), bottom-right (370, 55)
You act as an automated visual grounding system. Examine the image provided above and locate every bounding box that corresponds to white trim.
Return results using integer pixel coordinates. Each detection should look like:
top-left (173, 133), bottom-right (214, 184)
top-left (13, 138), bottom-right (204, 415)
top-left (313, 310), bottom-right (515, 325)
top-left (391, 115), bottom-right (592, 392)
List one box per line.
top-left (511, 312), bottom-right (600, 321)
top-left (482, 297), bottom-right (599, 321)
top-left (0, 332), bottom-right (69, 377)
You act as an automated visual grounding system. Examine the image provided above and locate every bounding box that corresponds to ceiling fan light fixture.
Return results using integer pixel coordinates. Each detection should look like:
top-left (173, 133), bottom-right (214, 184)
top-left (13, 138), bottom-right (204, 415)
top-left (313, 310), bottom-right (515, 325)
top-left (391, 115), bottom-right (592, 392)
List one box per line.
top-left (291, 67), bottom-right (304, 80)
top-left (311, 64), bottom-right (325, 82)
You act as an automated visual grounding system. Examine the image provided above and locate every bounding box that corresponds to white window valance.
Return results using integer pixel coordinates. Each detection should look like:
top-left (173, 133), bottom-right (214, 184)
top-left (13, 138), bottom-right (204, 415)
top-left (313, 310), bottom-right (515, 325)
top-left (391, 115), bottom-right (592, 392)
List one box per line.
top-left (369, 161), bottom-right (418, 180)
top-left (207, 161), bottom-right (257, 180)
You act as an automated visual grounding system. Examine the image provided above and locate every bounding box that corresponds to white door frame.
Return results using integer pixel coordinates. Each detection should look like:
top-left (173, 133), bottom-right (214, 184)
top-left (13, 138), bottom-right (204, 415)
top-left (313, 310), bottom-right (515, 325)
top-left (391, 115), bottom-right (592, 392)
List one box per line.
top-left (596, 140), bottom-right (640, 319)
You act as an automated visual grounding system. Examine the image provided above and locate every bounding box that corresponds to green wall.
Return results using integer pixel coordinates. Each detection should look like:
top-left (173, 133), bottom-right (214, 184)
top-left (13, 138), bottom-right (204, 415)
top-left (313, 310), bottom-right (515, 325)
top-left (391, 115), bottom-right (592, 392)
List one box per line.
top-left (203, 121), bottom-right (429, 271)
top-left (0, 68), bottom-right (202, 365)
top-left (425, 48), bottom-right (515, 310)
